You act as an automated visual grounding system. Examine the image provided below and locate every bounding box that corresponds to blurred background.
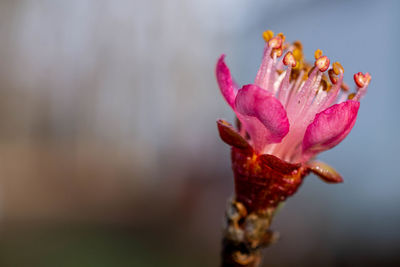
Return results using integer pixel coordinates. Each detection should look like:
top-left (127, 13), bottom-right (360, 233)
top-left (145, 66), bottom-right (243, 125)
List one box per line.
top-left (0, 0), bottom-right (398, 266)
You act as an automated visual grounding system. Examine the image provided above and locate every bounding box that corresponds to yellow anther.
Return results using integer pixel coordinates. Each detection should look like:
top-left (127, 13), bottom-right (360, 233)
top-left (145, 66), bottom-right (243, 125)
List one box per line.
top-left (332, 62), bottom-right (344, 75)
top-left (293, 41), bottom-right (303, 50)
top-left (321, 75), bottom-right (333, 92)
top-left (326, 81), bottom-right (332, 92)
top-left (293, 61), bottom-right (303, 70)
top-left (348, 93), bottom-right (356, 100)
top-left (292, 48), bottom-right (303, 61)
top-left (292, 47), bottom-right (304, 70)
top-left (277, 32), bottom-right (286, 43)
top-left (314, 49), bottom-right (323, 60)
top-left (262, 30), bottom-right (274, 42)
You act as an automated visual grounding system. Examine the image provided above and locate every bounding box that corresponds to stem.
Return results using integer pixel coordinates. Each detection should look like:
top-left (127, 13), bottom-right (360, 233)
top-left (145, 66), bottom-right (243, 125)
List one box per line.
top-left (221, 199), bottom-right (279, 267)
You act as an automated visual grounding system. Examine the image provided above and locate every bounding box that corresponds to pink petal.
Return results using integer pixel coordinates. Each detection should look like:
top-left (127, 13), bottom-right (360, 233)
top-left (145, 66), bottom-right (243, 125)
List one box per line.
top-left (302, 100), bottom-right (360, 161)
top-left (235, 84), bottom-right (289, 153)
top-left (216, 55), bottom-right (237, 108)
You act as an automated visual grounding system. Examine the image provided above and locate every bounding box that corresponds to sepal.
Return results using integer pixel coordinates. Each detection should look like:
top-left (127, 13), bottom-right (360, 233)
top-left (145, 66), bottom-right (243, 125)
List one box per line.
top-left (258, 154), bottom-right (301, 175)
top-left (306, 161), bottom-right (343, 183)
top-left (232, 148), bottom-right (308, 212)
top-left (217, 119), bottom-right (252, 151)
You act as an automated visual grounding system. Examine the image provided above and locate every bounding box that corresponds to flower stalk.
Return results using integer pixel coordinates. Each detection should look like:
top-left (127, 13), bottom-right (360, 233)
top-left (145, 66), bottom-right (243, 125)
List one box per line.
top-left (221, 200), bottom-right (278, 267)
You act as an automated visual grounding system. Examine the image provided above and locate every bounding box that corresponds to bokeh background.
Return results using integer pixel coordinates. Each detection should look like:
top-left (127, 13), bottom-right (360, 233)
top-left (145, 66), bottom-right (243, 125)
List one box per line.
top-left (0, 0), bottom-right (399, 266)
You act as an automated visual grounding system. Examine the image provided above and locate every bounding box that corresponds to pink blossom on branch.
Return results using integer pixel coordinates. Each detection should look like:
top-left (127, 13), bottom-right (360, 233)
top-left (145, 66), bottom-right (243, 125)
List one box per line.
top-left (216, 31), bottom-right (371, 211)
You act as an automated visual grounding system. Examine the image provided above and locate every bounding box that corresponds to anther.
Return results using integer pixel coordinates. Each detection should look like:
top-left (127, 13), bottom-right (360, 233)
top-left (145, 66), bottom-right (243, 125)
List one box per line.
top-left (268, 36), bottom-right (282, 49)
top-left (292, 48), bottom-right (303, 70)
top-left (290, 69), bottom-right (300, 81)
top-left (262, 30), bottom-right (274, 42)
top-left (293, 41), bottom-right (303, 50)
top-left (271, 47), bottom-right (283, 58)
top-left (321, 75), bottom-right (332, 92)
top-left (348, 93), bottom-right (356, 100)
top-left (314, 49), bottom-right (323, 60)
top-left (320, 79), bottom-right (331, 92)
top-left (328, 69), bottom-right (338, 84)
top-left (315, 56), bottom-right (330, 72)
top-left (277, 32), bottom-right (286, 43)
top-left (332, 62), bottom-right (344, 75)
top-left (293, 48), bottom-right (302, 60)
top-left (283, 51), bottom-right (297, 67)
top-left (353, 72), bottom-right (371, 88)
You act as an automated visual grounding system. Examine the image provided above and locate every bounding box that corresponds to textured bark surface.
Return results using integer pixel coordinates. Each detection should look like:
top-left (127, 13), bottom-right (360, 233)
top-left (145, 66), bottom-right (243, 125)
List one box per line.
top-left (221, 200), bottom-right (278, 267)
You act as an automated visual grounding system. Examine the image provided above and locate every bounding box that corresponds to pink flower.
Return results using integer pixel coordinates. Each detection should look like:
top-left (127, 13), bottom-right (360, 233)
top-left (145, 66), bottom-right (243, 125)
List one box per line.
top-left (216, 31), bottom-right (370, 209)
top-left (217, 31), bottom-right (370, 165)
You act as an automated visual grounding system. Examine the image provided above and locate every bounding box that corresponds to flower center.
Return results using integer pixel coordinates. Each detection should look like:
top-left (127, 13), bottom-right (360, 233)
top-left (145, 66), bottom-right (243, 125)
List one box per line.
top-left (257, 30), bottom-right (371, 162)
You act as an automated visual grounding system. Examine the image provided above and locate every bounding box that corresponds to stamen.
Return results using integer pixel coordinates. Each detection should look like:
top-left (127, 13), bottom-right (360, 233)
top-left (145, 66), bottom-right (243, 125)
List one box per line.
top-left (293, 41), bottom-right (303, 50)
top-left (332, 62), bottom-right (344, 75)
top-left (353, 72), bottom-right (371, 101)
top-left (278, 68), bottom-right (293, 107)
top-left (354, 72), bottom-right (371, 88)
top-left (290, 69), bottom-right (300, 82)
top-left (262, 30), bottom-right (274, 42)
top-left (301, 63), bottom-right (312, 81)
top-left (320, 71), bottom-right (344, 109)
top-left (277, 33), bottom-right (286, 43)
top-left (328, 69), bottom-right (338, 84)
top-left (268, 36), bottom-right (282, 49)
top-left (329, 62), bottom-right (343, 85)
top-left (314, 49), bottom-right (323, 60)
top-left (251, 31), bottom-right (370, 161)
top-left (341, 82), bottom-right (350, 91)
top-left (283, 52), bottom-right (297, 67)
top-left (272, 47), bottom-right (283, 58)
top-left (292, 41), bottom-right (304, 70)
top-left (307, 66), bottom-right (316, 77)
top-left (254, 43), bottom-right (274, 91)
top-left (293, 48), bottom-right (302, 60)
top-left (315, 56), bottom-right (330, 72)
top-left (320, 78), bottom-right (332, 92)
top-left (348, 93), bottom-right (356, 100)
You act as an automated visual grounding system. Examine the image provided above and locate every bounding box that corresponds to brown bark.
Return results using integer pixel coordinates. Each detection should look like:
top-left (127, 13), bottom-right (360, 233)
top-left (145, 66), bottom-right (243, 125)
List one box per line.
top-left (221, 199), bottom-right (279, 267)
